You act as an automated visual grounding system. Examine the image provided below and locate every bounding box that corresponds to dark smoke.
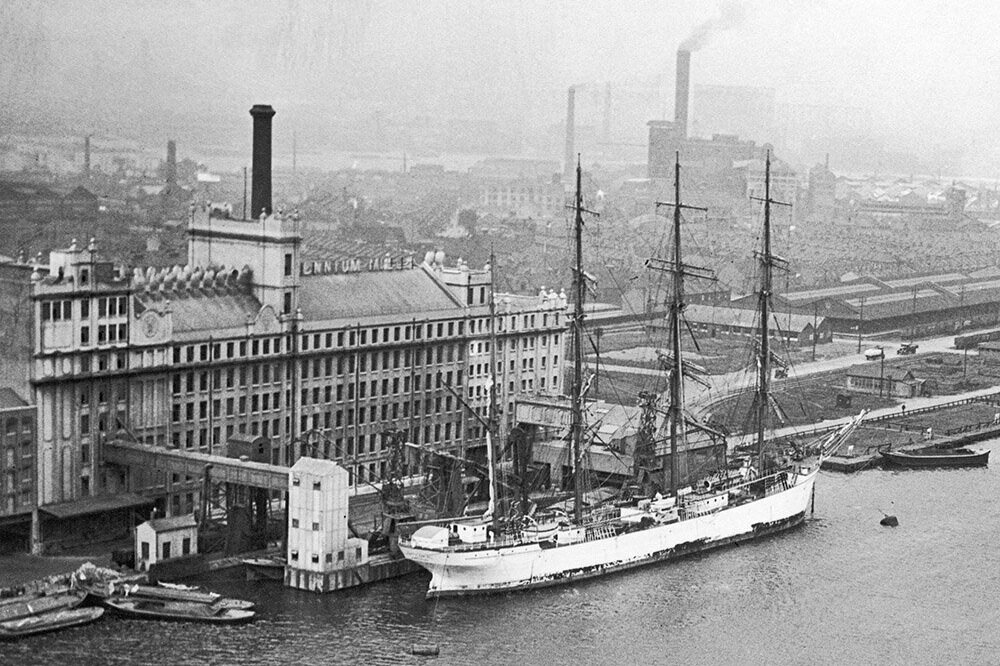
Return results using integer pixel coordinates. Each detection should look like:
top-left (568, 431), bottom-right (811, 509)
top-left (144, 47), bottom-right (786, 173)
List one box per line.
top-left (679, 0), bottom-right (745, 52)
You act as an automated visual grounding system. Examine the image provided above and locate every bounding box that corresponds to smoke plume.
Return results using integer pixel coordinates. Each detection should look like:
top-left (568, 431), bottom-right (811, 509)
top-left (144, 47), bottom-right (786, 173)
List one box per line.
top-left (679, 1), bottom-right (745, 52)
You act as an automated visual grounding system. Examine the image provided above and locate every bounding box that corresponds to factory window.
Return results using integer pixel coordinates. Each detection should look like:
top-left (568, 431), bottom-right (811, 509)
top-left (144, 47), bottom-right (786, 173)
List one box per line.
top-left (337, 551), bottom-right (344, 562)
top-left (284, 253), bottom-right (293, 277)
top-left (291, 550), bottom-right (299, 561)
top-left (97, 325), bottom-right (106, 344)
top-left (355, 547), bottom-right (362, 561)
top-left (182, 538), bottom-right (191, 556)
top-left (239, 341), bottom-right (247, 356)
top-left (80, 413), bottom-right (90, 435)
top-left (312, 522), bottom-right (319, 531)
top-left (292, 476), bottom-right (300, 486)
top-left (283, 292), bottom-right (292, 314)
top-left (186, 346), bottom-right (194, 362)
top-left (80, 326), bottom-right (90, 345)
top-left (337, 332), bottom-right (344, 346)
top-left (173, 347), bottom-right (181, 363)
top-left (81, 300), bottom-right (89, 318)
top-left (312, 481), bottom-right (321, 491)
top-left (311, 554), bottom-right (319, 564)
top-left (326, 553), bottom-right (333, 563)
top-left (292, 519), bottom-right (299, 528)
top-left (200, 344), bottom-right (208, 361)
top-left (226, 342), bottom-right (234, 357)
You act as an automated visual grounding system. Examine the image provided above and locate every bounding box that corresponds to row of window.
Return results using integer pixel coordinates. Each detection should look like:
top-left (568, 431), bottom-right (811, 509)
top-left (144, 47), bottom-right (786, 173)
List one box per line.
top-left (40, 296), bottom-right (129, 322)
top-left (79, 323), bottom-right (129, 346)
top-left (168, 416), bottom-right (460, 460)
top-left (173, 389), bottom-right (457, 431)
top-left (172, 337), bottom-right (283, 365)
top-left (167, 317), bottom-right (561, 368)
top-left (79, 352), bottom-right (128, 373)
top-left (2, 418), bottom-right (32, 436)
top-left (170, 350), bottom-right (464, 396)
top-left (288, 546), bottom-right (362, 565)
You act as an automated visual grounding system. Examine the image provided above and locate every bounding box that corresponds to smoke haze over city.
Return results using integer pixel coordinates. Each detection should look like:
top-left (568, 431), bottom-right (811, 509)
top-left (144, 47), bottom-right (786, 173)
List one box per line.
top-left (3, 0), bottom-right (998, 174)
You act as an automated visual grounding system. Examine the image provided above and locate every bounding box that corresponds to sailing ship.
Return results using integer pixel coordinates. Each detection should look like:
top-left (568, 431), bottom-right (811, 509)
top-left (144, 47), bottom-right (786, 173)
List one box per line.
top-left (399, 153), bottom-right (865, 597)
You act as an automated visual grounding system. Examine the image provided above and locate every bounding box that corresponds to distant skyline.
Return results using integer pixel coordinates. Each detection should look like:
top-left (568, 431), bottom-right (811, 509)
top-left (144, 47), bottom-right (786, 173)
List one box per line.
top-left (2, 1), bottom-right (998, 174)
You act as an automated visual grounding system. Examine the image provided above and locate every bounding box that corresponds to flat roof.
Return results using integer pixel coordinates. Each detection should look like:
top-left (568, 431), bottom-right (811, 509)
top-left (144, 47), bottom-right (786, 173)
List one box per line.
top-left (785, 282), bottom-right (881, 303)
top-left (40, 493), bottom-right (153, 520)
top-left (882, 273), bottom-right (968, 289)
top-left (844, 288), bottom-right (940, 307)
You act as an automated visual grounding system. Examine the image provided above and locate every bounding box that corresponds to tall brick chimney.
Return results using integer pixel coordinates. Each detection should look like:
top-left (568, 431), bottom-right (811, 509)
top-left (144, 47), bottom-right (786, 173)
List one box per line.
top-left (166, 139), bottom-right (177, 186)
top-left (675, 50), bottom-right (690, 139)
top-left (249, 104), bottom-right (276, 220)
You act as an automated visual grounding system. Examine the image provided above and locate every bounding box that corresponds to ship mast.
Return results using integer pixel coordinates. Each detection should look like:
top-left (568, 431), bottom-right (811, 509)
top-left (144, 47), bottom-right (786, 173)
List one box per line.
top-left (570, 158), bottom-right (586, 523)
top-left (752, 151), bottom-right (790, 474)
top-left (649, 152), bottom-right (710, 496)
top-left (667, 157), bottom-right (685, 497)
top-left (485, 248), bottom-right (499, 528)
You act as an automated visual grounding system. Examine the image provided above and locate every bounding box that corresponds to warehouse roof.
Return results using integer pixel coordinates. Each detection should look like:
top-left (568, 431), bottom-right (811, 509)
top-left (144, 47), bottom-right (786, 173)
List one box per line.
top-left (299, 266), bottom-right (462, 322)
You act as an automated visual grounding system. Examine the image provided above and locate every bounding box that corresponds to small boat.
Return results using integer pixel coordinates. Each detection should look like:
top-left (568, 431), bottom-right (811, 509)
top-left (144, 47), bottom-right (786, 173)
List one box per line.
top-left (242, 557), bottom-right (285, 582)
top-left (157, 581), bottom-right (200, 592)
top-left (881, 446), bottom-right (990, 467)
top-left (102, 597), bottom-right (255, 624)
top-left (0, 592), bottom-right (84, 622)
top-left (88, 581), bottom-right (253, 611)
top-left (0, 607), bottom-right (104, 641)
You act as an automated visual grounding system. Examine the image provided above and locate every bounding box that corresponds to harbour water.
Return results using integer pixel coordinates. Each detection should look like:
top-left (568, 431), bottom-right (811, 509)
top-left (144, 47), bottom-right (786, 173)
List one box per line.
top-left (3, 441), bottom-right (998, 665)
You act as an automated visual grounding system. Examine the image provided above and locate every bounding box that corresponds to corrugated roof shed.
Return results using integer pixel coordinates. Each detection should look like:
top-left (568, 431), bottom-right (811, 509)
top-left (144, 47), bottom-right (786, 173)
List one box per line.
top-left (785, 282), bottom-right (881, 304)
top-left (684, 304), bottom-right (822, 331)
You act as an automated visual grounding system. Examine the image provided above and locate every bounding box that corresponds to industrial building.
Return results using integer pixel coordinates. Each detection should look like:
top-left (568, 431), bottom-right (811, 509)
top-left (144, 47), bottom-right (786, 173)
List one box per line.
top-left (0, 104), bottom-right (568, 552)
top-left (0, 388), bottom-right (35, 552)
top-left (774, 269), bottom-right (1000, 337)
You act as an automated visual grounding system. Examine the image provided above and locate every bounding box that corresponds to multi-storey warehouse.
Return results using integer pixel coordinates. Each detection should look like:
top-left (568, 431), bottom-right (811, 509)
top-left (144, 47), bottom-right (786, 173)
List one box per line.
top-left (5, 104), bottom-right (567, 551)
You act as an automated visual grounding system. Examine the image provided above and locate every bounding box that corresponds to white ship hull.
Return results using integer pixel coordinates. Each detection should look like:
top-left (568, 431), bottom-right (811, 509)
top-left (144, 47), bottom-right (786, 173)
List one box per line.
top-left (400, 469), bottom-right (818, 597)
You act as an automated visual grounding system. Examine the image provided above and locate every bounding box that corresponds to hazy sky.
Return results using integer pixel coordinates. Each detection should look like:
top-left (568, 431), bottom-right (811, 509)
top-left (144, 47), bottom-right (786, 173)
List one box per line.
top-left (3, 1), bottom-right (999, 170)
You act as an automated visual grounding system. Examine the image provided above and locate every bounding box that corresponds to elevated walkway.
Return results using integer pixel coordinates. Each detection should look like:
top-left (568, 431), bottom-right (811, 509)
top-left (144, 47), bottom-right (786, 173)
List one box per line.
top-left (104, 440), bottom-right (289, 491)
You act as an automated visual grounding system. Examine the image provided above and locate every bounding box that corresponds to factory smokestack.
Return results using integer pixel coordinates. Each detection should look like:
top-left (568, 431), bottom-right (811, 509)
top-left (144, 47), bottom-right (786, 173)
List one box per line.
top-left (564, 86), bottom-right (575, 182)
top-left (166, 139), bottom-right (177, 187)
top-left (675, 50), bottom-right (690, 139)
top-left (83, 135), bottom-right (91, 178)
top-left (249, 104), bottom-right (276, 220)
top-left (602, 82), bottom-right (612, 145)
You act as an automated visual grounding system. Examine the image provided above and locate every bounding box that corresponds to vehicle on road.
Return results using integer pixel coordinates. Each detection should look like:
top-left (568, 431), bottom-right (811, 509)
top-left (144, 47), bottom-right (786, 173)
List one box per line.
top-left (897, 343), bottom-right (919, 355)
top-left (864, 347), bottom-right (884, 361)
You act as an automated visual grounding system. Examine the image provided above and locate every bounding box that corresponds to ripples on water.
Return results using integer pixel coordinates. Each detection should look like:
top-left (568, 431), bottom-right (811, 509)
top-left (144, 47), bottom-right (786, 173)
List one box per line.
top-left (4, 442), bottom-right (1000, 665)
